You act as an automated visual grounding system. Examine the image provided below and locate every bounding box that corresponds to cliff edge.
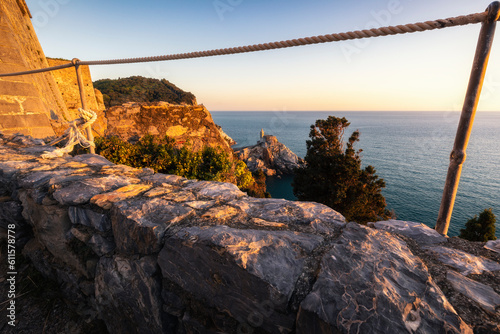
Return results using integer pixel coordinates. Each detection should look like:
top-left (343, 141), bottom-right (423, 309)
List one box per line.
top-left (105, 102), bottom-right (235, 156)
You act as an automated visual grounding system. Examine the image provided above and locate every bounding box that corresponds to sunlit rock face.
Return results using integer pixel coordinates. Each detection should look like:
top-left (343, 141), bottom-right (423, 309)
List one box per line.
top-left (297, 223), bottom-right (470, 334)
top-left (1, 133), bottom-right (500, 333)
top-left (236, 134), bottom-right (302, 176)
top-left (105, 102), bottom-right (235, 156)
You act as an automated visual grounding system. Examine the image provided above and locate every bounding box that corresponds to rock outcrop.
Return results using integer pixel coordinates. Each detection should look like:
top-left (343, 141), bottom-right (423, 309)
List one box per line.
top-left (105, 102), bottom-right (235, 156)
top-left (236, 132), bottom-right (302, 176)
top-left (1, 133), bottom-right (500, 333)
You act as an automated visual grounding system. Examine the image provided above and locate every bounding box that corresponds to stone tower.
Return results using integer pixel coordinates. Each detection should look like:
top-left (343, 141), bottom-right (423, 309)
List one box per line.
top-left (0, 0), bottom-right (70, 137)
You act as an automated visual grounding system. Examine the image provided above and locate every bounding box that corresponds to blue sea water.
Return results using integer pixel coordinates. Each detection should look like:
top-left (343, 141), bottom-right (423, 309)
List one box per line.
top-left (212, 111), bottom-right (500, 237)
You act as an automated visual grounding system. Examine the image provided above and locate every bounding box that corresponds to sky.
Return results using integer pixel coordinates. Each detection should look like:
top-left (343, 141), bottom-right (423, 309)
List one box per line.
top-left (24, 0), bottom-right (500, 112)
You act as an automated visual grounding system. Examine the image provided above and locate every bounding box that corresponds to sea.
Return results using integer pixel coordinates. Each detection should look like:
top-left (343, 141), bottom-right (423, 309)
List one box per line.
top-left (211, 111), bottom-right (500, 238)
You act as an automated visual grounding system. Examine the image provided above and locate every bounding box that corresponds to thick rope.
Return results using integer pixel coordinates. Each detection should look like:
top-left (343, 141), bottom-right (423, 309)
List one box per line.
top-left (0, 10), bottom-right (490, 77)
top-left (80, 12), bottom-right (488, 66)
top-left (42, 108), bottom-right (97, 159)
top-left (0, 62), bottom-right (74, 77)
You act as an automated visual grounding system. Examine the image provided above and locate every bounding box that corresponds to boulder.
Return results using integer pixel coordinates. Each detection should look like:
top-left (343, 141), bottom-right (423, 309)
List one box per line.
top-left (158, 225), bottom-right (324, 333)
top-left (297, 223), bottom-right (472, 334)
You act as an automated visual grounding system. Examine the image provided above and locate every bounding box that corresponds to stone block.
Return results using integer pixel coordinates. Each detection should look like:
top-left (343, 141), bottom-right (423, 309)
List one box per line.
top-left (0, 27), bottom-right (18, 48)
top-left (0, 113), bottom-right (54, 137)
top-left (0, 63), bottom-right (31, 81)
top-left (0, 12), bottom-right (9, 28)
top-left (159, 225), bottom-right (323, 333)
top-left (68, 207), bottom-right (112, 232)
top-left (29, 126), bottom-right (55, 138)
top-left (0, 98), bottom-right (21, 113)
top-left (424, 246), bottom-right (500, 275)
top-left (52, 174), bottom-right (140, 206)
top-left (27, 113), bottom-right (52, 127)
top-left (485, 240), bottom-right (500, 254)
top-left (111, 197), bottom-right (194, 255)
top-left (95, 256), bottom-right (164, 334)
top-left (22, 97), bottom-right (46, 113)
top-left (0, 113), bottom-right (27, 127)
top-left (0, 128), bottom-right (27, 136)
top-left (0, 80), bottom-right (38, 97)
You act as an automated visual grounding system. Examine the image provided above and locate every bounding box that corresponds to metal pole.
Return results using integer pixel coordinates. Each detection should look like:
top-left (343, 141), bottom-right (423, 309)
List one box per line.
top-left (436, 2), bottom-right (500, 235)
top-left (72, 58), bottom-right (95, 154)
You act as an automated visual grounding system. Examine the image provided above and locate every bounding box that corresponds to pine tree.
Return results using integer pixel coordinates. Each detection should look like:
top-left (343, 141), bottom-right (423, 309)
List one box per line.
top-left (293, 116), bottom-right (390, 224)
top-left (459, 208), bottom-right (497, 242)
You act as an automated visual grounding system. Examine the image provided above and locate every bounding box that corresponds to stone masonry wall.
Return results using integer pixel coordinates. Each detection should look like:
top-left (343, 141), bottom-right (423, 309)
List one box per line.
top-left (47, 58), bottom-right (107, 137)
top-left (1, 133), bottom-right (500, 333)
top-left (0, 0), bottom-right (69, 137)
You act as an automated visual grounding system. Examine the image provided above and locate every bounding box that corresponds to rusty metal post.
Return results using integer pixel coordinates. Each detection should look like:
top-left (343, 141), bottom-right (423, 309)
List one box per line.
top-left (436, 2), bottom-right (500, 235)
top-left (72, 58), bottom-right (95, 154)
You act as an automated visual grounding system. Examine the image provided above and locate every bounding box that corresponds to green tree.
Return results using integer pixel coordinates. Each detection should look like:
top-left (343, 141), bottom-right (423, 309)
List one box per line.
top-left (93, 76), bottom-right (196, 108)
top-left (459, 208), bottom-right (497, 242)
top-left (293, 116), bottom-right (390, 224)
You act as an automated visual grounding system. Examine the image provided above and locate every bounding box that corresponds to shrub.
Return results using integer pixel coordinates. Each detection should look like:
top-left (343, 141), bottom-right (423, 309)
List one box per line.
top-left (95, 135), bottom-right (267, 197)
top-left (459, 208), bottom-right (497, 242)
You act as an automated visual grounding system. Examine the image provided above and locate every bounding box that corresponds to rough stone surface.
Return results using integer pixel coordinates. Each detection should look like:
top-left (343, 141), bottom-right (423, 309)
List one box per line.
top-left (424, 245), bottom-right (500, 275)
top-left (105, 102), bottom-right (235, 156)
top-left (52, 174), bottom-right (140, 206)
top-left (297, 223), bottom-right (471, 334)
top-left (485, 240), bottom-right (500, 255)
top-left (46, 58), bottom-right (107, 137)
top-left (447, 271), bottom-right (500, 315)
top-left (236, 134), bottom-right (302, 175)
top-left (87, 234), bottom-right (115, 256)
top-left (373, 219), bottom-right (448, 245)
top-left (95, 256), bottom-right (164, 334)
top-left (159, 225), bottom-right (323, 333)
top-left (0, 0), bottom-right (70, 137)
top-left (1, 134), bottom-right (499, 334)
top-left (112, 197), bottom-right (194, 255)
top-left (68, 207), bottom-right (112, 232)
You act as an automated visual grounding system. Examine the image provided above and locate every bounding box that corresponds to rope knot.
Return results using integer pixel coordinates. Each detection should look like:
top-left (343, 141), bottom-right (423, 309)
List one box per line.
top-left (41, 108), bottom-right (97, 159)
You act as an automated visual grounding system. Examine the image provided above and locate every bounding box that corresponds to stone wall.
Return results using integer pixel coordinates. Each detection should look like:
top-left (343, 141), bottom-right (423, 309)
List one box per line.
top-left (0, 0), bottom-right (69, 137)
top-left (1, 134), bottom-right (500, 333)
top-left (47, 58), bottom-right (107, 137)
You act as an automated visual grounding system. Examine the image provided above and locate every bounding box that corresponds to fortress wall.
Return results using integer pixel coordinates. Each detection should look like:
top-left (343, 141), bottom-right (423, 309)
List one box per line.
top-left (0, 0), bottom-right (69, 138)
top-left (47, 58), bottom-right (107, 136)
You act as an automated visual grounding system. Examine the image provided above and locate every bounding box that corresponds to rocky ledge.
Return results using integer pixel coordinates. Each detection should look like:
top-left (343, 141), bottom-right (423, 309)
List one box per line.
top-left (236, 132), bottom-right (302, 176)
top-left (105, 102), bottom-right (235, 156)
top-left (0, 133), bottom-right (500, 333)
